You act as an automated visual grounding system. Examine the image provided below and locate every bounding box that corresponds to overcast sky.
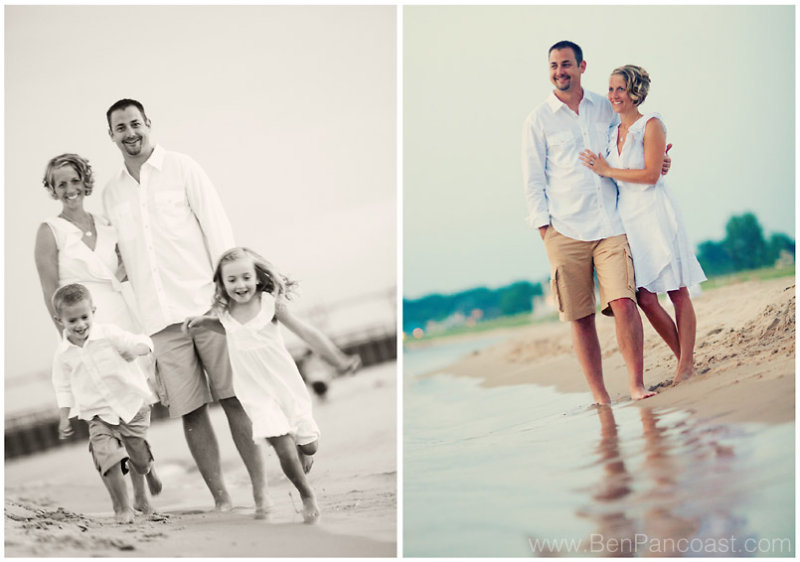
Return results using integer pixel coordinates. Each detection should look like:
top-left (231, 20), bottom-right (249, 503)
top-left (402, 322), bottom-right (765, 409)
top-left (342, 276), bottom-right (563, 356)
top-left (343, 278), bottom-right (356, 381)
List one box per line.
top-left (403, 5), bottom-right (795, 298)
top-left (5, 5), bottom-right (396, 377)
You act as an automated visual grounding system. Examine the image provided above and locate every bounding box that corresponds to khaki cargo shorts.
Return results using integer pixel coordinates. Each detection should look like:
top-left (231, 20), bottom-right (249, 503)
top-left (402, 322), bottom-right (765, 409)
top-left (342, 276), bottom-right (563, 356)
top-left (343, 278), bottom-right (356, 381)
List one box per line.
top-left (151, 323), bottom-right (235, 418)
top-left (88, 406), bottom-right (153, 476)
top-left (543, 226), bottom-right (636, 321)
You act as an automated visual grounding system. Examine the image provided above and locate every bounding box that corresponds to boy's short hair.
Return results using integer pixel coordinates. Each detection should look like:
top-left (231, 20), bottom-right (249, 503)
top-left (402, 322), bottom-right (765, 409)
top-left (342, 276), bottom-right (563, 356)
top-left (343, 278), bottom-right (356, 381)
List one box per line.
top-left (52, 284), bottom-right (93, 315)
top-left (548, 40), bottom-right (583, 65)
top-left (106, 98), bottom-right (149, 128)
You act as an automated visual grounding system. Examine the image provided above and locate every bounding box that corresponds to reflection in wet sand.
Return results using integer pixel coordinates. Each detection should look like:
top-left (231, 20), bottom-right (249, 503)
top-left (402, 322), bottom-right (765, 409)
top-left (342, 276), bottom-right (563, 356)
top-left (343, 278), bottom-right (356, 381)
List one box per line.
top-left (578, 406), bottom-right (754, 557)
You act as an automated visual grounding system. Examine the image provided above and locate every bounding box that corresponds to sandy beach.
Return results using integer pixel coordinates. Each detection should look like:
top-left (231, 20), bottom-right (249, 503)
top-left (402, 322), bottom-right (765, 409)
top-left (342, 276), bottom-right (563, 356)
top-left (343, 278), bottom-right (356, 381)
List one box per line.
top-left (5, 363), bottom-right (396, 557)
top-left (441, 276), bottom-right (795, 424)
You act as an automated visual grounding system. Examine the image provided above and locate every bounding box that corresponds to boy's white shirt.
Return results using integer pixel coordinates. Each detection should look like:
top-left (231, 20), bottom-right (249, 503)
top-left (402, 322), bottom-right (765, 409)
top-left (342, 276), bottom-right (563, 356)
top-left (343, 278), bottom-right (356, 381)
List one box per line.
top-left (52, 323), bottom-right (155, 424)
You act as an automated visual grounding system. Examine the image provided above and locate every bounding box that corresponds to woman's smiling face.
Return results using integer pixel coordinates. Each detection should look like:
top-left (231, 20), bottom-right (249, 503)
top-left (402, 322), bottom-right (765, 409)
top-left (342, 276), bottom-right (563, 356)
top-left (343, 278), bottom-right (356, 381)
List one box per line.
top-left (608, 74), bottom-right (635, 114)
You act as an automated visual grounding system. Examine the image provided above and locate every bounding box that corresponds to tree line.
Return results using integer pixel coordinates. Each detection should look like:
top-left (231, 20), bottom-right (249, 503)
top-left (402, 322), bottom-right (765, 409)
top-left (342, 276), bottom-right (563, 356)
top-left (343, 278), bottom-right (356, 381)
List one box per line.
top-left (404, 213), bottom-right (793, 333)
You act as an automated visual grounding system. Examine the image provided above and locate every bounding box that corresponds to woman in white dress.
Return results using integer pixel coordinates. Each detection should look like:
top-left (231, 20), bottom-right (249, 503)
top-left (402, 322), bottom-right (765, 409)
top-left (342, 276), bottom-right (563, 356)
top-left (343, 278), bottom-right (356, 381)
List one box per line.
top-left (34, 153), bottom-right (155, 512)
top-left (35, 154), bottom-right (141, 332)
top-left (579, 65), bottom-right (706, 385)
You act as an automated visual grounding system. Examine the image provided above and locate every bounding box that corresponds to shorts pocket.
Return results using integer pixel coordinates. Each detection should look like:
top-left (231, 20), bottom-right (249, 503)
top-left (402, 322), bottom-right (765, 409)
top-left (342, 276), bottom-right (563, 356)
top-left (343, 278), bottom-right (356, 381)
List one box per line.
top-left (623, 244), bottom-right (636, 292)
top-left (550, 267), bottom-right (564, 313)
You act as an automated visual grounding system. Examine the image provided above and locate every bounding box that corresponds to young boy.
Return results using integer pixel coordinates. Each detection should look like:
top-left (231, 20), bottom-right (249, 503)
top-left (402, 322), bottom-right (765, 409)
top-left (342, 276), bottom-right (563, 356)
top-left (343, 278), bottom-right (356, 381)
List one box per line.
top-left (51, 283), bottom-right (162, 523)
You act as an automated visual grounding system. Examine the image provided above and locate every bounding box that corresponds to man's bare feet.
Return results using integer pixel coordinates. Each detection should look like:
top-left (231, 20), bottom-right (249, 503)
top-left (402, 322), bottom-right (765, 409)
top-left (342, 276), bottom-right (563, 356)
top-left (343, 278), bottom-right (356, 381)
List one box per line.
top-left (133, 495), bottom-right (154, 515)
top-left (146, 467), bottom-right (162, 496)
top-left (254, 496), bottom-right (275, 521)
top-left (592, 391), bottom-right (612, 405)
top-left (301, 496), bottom-right (320, 524)
top-left (297, 447), bottom-right (314, 474)
top-left (115, 507), bottom-right (135, 524)
top-left (630, 386), bottom-right (656, 400)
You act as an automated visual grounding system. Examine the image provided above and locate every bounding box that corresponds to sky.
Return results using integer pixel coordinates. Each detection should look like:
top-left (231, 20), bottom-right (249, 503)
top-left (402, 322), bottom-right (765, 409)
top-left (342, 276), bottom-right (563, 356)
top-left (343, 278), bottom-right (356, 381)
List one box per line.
top-left (403, 5), bottom-right (795, 299)
top-left (5, 5), bottom-right (396, 377)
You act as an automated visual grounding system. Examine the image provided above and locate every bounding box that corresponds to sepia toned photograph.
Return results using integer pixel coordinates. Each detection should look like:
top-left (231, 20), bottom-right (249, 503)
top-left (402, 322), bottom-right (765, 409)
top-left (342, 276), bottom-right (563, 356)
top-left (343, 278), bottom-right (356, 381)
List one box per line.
top-left (403, 5), bottom-right (794, 557)
top-left (5, 5), bottom-right (397, 557)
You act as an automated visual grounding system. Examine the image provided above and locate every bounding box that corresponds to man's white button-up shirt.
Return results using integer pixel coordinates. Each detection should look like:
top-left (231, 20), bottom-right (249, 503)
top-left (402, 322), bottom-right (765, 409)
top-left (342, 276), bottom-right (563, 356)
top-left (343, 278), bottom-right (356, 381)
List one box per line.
top-left (52, 324), bottom-right (154, 424)
top-left (103, 145), bottom-right (235, 335)
top-left (522, 89), bottom-right (624, 241)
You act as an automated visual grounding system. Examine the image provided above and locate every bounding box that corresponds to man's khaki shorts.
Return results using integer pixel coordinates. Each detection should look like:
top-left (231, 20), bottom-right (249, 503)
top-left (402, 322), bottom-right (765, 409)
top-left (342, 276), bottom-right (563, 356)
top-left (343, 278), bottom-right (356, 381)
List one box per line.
top-left (88, 407), bottom-right (153, 476)
top-left (543, 226), bottom-right (636, 321)
top-left (151, 323), bottom-right (235, 418)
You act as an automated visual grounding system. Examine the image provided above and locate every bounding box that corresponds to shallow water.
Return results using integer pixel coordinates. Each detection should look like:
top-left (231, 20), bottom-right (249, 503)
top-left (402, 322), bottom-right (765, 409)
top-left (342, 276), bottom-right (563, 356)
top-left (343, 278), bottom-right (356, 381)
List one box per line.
top-left (404, 337), bottom-right (795, 557)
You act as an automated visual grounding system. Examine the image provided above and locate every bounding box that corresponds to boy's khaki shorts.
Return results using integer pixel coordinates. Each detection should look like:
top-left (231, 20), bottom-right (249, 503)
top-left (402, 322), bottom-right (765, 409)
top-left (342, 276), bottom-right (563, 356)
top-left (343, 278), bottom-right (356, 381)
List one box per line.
top-left (543, 226), bottom-right (636, 322)
top-left (88, 407), bottom-right (153, 476)
top-left (151, 323), bottom-right (235, 418)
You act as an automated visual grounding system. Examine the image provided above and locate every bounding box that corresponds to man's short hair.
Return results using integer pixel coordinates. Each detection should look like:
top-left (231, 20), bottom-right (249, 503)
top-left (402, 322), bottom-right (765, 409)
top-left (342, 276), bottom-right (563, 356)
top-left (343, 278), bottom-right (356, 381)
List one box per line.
top-left (52, 283), bottom-right (92, 315)
top-left (548, 41), bottom-right (583, 65)
top-left (106, 98), bottom-right (149, 128)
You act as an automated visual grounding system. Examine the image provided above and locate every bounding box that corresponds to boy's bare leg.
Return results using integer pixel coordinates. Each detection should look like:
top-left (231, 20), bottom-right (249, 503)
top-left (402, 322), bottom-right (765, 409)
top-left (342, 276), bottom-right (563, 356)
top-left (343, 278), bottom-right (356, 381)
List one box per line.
top-left (668, 288), bottom-right (698, 384)
top-left (104, 464), bottom-right (134, 523)
top-left (129, 471), bottom-right (153, 515)
top-left (571, 314), bottom-right (611, 405)
top-left (219, 396), bottom-right (269, 517)
top-left (182, 404), bottom-right (233, 511)
top-left (268, 435), bottom-right (319, 524)
top-left (608, 298), bottom-right (654, 400)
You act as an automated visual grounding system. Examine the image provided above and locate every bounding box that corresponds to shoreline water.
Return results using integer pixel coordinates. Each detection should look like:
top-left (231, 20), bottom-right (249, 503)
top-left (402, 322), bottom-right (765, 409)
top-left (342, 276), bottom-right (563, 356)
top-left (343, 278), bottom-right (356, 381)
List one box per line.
top-left (404, 277), bottom-right (795, 557)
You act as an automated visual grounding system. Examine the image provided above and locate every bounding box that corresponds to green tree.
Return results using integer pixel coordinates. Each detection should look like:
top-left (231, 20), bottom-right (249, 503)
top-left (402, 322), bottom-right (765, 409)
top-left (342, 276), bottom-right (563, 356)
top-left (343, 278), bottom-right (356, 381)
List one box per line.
top-left (723, 213), bottom-right (770, 271)
top-left (767, 232), bottom-right (795, 263)
top-left (697, 240), bottom-right (733, 276)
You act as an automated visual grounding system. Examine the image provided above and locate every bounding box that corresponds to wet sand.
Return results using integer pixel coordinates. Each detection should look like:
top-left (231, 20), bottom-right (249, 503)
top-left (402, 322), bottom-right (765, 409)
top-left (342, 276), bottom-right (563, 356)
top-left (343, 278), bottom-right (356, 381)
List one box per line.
top-left (441, 277), bottom-right (795, 424)
top-left (5, 363), bottom-right (396, 557)
top-left (404, 277), bottom-right (795, 557)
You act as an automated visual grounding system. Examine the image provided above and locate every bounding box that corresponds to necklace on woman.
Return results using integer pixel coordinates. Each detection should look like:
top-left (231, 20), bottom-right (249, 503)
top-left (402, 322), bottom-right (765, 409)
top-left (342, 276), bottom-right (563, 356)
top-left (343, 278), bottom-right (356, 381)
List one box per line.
top-left (59, 212), bottom-right (95, 237)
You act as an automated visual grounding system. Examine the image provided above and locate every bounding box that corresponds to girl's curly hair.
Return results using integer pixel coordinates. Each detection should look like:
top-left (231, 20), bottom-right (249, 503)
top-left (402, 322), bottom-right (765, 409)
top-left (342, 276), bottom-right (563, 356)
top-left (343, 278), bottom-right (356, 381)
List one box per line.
top-left (212, 247), bottom-right (298, 311)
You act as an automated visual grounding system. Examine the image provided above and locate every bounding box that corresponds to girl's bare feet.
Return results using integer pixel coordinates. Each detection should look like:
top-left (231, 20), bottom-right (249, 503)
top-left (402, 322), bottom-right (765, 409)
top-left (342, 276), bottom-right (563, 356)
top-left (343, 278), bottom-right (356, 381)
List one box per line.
top-left (133, 495), bottom-right (153, 515)
top-left (301, 496), bottom-right (320, 524)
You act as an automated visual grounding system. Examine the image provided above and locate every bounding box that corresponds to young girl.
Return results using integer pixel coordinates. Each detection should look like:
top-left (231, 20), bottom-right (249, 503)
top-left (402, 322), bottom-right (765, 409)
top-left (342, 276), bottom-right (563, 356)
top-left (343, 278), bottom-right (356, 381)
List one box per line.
top-left (580, 65), bottom-right (706, 386)
top-left (183, 247), bottom-right (361, 523)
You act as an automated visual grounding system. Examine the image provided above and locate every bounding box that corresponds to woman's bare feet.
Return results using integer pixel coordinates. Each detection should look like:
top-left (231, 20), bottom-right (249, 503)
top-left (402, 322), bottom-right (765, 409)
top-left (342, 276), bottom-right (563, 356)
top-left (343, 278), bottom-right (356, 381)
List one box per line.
top-left (630, 386), bottom-right (656, 400)
top-left (301, 496), bottom-right (320, 524)
top-left (115, 507), bottom-right (135, 524)
top-left (672, 365), bottom-right (696, 386)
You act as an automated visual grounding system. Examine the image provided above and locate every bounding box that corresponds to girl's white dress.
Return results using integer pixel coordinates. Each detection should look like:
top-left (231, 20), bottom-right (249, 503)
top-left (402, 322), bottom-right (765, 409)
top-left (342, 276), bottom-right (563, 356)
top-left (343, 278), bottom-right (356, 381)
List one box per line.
top-left (608, 113), bottom-right (707, 293)
top-left (219, 292), bottom-right (320, 445)
top-left (44, 214), bottom-right (142, 331)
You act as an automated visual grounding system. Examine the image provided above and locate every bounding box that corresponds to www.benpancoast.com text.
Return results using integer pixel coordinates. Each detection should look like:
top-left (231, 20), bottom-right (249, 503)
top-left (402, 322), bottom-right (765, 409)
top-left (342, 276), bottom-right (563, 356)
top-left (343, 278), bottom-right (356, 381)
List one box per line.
top-left (528, 534), bottom-right (793, 556)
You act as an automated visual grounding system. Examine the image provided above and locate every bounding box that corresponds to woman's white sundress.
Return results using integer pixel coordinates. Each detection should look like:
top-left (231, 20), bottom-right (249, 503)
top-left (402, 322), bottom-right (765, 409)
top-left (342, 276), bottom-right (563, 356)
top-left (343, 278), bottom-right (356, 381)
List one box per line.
top-left (607, 113), bottom-right (707, 293)
top-left (44, 214), bottom-right (142, 331)
top-left (219, 292), bottom-right (320, 445)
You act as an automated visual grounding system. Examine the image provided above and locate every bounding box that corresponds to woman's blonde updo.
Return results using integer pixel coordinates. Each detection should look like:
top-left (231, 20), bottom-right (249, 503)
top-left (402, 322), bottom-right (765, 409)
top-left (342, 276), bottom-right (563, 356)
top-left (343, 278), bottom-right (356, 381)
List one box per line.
top-left (42, 153), bottom-right (95, 199)
top-left (612, 64), bottom-right (651, 106)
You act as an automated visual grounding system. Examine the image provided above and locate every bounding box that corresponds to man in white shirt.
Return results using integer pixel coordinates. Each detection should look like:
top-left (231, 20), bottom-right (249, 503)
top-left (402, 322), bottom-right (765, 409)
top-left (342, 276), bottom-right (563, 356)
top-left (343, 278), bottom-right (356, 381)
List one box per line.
top-left (522, 41), bottom-right (658, 404)
top-left (102, 99), bottom-right (267, 516)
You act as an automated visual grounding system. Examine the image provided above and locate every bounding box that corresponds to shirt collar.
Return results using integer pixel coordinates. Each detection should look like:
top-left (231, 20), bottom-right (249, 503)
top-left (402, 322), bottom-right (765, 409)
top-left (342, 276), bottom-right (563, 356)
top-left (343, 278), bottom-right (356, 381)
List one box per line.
top-left (146, 144), bottom-right (166, 171)
top-left (58, 325), bottom-right (104, 352)
top-left (546, 89), bottom-right (595, 113)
